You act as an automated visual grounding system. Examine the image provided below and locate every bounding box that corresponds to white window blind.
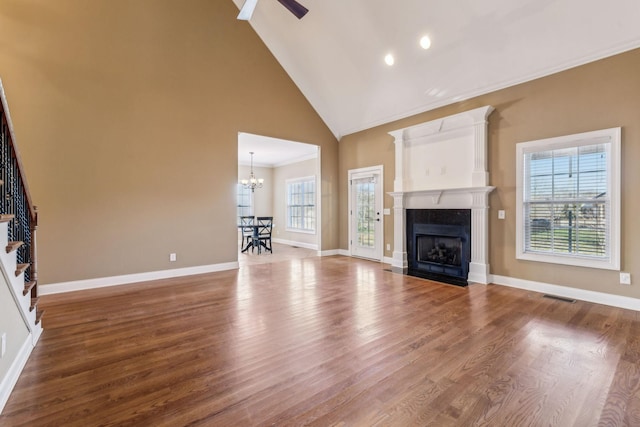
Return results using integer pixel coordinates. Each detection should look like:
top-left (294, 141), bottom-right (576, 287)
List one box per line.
top-left (524, 144), bottom-right (608, 257)
top-left (516, 128), bottom-right (620, 270)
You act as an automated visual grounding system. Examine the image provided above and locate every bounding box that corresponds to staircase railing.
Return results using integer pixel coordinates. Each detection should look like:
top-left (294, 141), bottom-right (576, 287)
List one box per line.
top-left (0, 79), bottom-right (38, 298)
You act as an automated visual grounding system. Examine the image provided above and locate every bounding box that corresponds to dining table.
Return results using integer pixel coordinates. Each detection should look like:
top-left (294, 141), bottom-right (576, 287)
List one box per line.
top-left (238, 224), bottom-right (269, 253)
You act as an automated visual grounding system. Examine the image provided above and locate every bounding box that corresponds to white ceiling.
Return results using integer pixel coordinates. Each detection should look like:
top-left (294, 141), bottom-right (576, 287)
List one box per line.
top-left (238, 132), bottom-right (318, 167)
top-left (232, 0), bottom-right (640, 138)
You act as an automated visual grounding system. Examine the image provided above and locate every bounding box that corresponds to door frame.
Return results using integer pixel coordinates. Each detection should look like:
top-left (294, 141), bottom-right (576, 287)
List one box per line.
top-left (348, 165), bottom-right (384, 261)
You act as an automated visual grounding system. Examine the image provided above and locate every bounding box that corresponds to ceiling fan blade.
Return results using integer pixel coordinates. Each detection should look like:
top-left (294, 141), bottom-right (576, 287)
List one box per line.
top-left (276, 0), bottom-right (309, 19)
top-left (237, 0), bottom-right (259, 20)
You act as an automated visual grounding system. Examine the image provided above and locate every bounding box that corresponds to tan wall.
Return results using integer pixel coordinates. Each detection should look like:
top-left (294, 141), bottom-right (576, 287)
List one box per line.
top-left (0, 0), bottom-right (338, 284)
top-left (338, 131), bottom-right (396, 259)
top-left (339, 48), bottom-right (640, 299)
top-left (273, 158), bottom-right (319, 247)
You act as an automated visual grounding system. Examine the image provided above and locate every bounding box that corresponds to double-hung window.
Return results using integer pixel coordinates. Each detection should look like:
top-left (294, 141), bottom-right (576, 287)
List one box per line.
top-left (516, 127), bottom-right (621, 270)
top-left (286, 176), bottom-right (316, 233)
top-left (236, 183), bottom-right (252, 224)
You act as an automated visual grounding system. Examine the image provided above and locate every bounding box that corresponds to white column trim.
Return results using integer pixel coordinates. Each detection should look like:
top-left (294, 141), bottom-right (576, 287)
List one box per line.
top-left (390, 192), bottom-right (408, 273)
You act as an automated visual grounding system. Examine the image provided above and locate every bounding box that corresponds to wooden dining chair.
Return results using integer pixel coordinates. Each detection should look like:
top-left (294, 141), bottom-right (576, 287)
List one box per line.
top-left (255, 216), bottom-right (273, 254)
top-left (239, 216), bottom-right (255, 248)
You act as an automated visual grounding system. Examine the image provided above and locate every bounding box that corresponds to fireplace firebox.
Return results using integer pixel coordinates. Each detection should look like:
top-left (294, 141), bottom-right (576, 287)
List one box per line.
top-left (406, 209), bottom-right (471, 286)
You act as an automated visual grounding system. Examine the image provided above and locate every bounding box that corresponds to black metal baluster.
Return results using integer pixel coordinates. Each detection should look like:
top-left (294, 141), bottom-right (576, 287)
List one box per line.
top-left (0, 86), bottom-right (39, 313)
top-left (0, 119), bottom-right (34, 281)
top-left (0, 121), bottom-right (7, 217)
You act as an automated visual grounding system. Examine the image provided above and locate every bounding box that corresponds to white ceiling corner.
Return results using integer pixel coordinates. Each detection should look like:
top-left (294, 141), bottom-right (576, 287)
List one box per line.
top-left (231, 0), bottom-right (640, 139)
top-left (238, 132), bottom-right (318, 167)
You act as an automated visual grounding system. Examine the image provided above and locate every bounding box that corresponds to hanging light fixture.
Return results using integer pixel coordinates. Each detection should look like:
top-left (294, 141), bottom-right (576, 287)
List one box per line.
top-left (241, 151), bottom-right (264, 192)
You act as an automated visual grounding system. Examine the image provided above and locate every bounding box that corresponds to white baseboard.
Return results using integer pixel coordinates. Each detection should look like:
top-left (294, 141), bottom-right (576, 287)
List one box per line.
top-left (334, 250), bottom-right (391, 265)
top-left (0, 334), bottom-right (33, 415)
top-left (43, 261), bottom-right (638, 312)
top-left (319, 249), bottom-right (341, 256)
top-left (490, 274), bottom-right (640, 311)
top-left (39, 262), bottom-right (239, 295)
top-left (272, 238), bottom-right (318, 251)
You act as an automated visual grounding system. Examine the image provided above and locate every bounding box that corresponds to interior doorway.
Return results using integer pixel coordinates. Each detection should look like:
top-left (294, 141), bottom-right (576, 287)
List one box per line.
top-left (237, 132), bottom-right (321, 265)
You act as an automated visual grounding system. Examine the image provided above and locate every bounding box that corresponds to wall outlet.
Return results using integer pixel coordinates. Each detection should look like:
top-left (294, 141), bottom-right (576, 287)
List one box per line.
top-left (383, 208), bottom-right (391, 215)
top-left (386, 244), bottom-right (391, 251)
top-left (169, 253), bottom-right (177, 262)
top-left (1, 332), bottom-right (6, 358)
top-left (620, 272), bottom-right (631, 285)
top-left (498, 210), bottom-right (506, 219)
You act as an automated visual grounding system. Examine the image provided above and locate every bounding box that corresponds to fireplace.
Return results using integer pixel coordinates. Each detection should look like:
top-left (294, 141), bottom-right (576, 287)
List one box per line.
top-left (407, 209), bottom-right (471, 286)
top-left (388, 106), bottom-right (495, 284)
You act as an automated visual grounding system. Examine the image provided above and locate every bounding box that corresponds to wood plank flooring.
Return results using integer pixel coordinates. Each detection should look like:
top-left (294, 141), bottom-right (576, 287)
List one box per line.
top-left (2, 256), bottom-right (640, 426)
top-left (238, 241), bottom-right (318, 266)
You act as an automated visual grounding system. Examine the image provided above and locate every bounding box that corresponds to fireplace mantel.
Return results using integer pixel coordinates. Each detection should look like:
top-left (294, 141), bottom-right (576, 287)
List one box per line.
top-left (391, 186), bottom-right (495, 210)
top-left (388, 106), bottom-right (495, 284)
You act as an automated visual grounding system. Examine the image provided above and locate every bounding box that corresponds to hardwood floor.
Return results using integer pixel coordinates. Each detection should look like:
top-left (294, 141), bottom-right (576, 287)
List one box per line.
top-left (2, 256), bottom-right (640, 426)
top-left (238, 241), bottom-right (318, 266)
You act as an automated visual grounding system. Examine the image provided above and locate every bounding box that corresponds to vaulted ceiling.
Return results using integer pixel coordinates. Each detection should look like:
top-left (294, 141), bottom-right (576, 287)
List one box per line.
top-left (232, 0), bottom-right (640, 138)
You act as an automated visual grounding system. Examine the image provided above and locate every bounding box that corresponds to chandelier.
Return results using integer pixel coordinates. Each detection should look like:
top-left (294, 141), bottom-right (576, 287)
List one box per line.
top-left (241, 151), bottom-right (264, 192)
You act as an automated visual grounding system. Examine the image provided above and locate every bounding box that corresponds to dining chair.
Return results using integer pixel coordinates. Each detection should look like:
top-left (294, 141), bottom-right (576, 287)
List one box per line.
top-left (239, 216), bottom-right (255, 248)
top-left (255, 216), bottom-right (273, 254)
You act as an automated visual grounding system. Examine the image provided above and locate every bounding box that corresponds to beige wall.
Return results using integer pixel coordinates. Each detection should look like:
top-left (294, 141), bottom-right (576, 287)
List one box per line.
top-left (339, 48), bottom-right (640, 299)
top-left (0, 0), bottom-right (338, 284)
top-left (273, 158), bottom-right (319, 247)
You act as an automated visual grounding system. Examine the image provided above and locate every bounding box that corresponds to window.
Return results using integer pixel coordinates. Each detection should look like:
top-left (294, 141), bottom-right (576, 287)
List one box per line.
top-left (236, 184), bottom-right (252, 224)
top-left (516, 127), bottom-right (621, 270)
top-left (286, 176), bottom-right (316, 233)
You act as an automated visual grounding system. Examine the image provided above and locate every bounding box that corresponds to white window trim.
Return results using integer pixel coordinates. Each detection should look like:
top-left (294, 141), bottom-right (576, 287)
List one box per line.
top-left (515, 127), bottom-right (621, 271)
top-left (285, 175), bottom-right (317, 234)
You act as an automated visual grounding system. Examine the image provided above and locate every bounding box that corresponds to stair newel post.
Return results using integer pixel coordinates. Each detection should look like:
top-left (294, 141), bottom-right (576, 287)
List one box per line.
top-left (30, 205), bottom-right (38, 298)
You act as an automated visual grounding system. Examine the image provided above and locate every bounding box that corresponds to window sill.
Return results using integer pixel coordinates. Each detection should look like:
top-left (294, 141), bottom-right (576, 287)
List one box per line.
top-left (516, 251), bottom-right (619, 271)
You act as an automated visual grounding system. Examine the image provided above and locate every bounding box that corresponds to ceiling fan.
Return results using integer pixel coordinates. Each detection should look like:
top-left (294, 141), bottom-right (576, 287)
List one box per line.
top-left (237, 0), bottom-right (309, 21)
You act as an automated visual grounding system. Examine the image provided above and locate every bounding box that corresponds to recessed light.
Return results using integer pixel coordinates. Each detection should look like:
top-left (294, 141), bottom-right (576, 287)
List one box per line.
top-left (420, 35), bottom-right (431, 50)
top-left (384, 53), bottom-right (395, 66)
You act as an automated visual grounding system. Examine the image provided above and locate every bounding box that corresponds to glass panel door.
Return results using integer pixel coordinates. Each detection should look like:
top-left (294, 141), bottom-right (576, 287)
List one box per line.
top-left (350, 168), bottom-right (382, 260)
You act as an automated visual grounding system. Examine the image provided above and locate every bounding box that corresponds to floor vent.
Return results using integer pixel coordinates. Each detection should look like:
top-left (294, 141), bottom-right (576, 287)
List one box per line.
top-left (543, 294), bottom-right (576, 303)
top-left (383, 268), bottom-right (392, 272)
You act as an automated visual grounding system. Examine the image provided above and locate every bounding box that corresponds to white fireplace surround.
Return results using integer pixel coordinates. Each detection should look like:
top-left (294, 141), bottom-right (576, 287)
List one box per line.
top-left (388, 106), bottom-right (495, 284)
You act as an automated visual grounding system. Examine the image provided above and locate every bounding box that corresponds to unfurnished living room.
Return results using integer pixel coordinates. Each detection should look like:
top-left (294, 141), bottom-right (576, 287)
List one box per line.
top-left (1, 1), bottom-right (640, 425)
